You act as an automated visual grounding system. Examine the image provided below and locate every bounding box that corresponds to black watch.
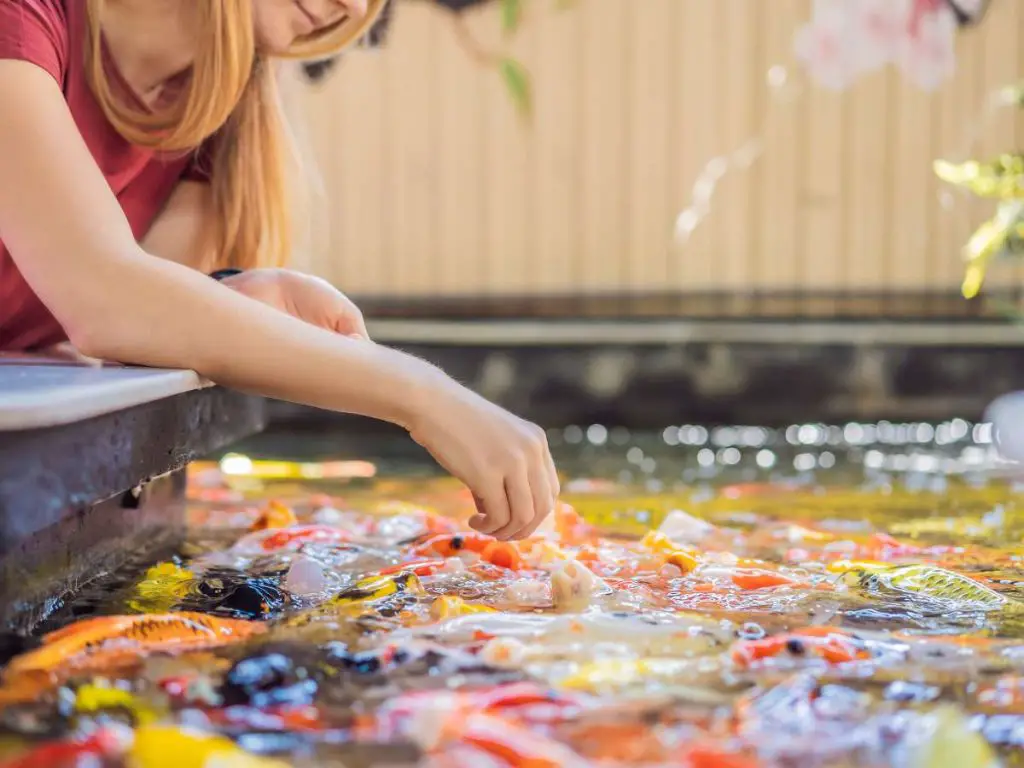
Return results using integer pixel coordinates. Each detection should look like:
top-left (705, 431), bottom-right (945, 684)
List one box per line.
top-left (209, 269), bottom-right (243, 282)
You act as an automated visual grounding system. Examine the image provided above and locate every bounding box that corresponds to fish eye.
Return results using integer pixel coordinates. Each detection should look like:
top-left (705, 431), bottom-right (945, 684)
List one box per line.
top-left (786, 638), bottom-right (807, 655)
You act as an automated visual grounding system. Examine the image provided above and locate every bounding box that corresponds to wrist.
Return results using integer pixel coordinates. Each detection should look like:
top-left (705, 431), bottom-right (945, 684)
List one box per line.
top-left (376, 348), bottom-right (450, 433)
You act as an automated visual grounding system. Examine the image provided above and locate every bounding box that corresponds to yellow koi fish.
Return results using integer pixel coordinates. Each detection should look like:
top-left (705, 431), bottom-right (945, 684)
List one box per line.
top-left (843, 565), bottom-right (1011, 609)
top-left (129, 725), bottom-right (289, 768)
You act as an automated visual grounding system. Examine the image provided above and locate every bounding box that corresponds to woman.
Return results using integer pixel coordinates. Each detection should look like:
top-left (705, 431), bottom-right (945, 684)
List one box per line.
top-left (0, 0), bottom-right (558, 541)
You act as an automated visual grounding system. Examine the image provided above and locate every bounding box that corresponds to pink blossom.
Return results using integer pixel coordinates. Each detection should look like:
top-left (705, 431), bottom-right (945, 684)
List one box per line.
top-left (795, 0), bottom-right (959, 92)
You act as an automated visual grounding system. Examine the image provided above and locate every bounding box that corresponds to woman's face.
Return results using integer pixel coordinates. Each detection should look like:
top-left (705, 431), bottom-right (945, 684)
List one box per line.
top-left (252, 0), bottom-right (368, 53)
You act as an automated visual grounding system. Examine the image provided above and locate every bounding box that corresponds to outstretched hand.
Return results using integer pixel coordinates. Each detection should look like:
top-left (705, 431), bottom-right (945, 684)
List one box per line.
top-left (221, 268), bottom-right (369, 340)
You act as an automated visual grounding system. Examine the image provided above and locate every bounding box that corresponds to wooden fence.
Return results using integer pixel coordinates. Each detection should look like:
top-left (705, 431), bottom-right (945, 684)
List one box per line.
top-left (288, 0), bottom-right (1024, 300)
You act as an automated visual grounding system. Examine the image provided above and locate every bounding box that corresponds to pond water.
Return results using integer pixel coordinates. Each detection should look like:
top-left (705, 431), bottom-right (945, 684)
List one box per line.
top-left (2, 420), bottom-right (1024, 767)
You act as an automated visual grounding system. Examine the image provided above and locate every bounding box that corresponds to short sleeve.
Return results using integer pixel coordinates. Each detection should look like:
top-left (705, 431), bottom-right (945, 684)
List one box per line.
top-left (0, 0), bottom-right (69, 87)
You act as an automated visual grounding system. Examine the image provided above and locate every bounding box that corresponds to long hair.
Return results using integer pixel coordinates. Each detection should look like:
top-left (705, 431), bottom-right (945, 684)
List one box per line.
top-left (83, 0), bottom-right (388, 270)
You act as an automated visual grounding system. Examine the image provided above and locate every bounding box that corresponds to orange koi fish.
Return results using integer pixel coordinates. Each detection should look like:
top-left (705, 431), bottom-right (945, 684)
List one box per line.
top-left (250, 500), bottom-right (298, 531)
top-left (4, 613), bottom-right (265, 678)
top-left (411, 534), bottom-right (523, 571)
top-left (232, 524), bottom-right (355, 554)
top-left (730, 626), bottom-right (869, 669)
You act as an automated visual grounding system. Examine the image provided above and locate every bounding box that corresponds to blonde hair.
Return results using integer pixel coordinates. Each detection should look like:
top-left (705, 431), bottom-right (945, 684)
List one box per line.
top-left (84, 0), bottom-right (387, 270)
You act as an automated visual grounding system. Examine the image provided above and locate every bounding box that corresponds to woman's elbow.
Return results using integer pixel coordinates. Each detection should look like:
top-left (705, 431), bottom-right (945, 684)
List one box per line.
top-left (65, 320), bottom-right (120, 362)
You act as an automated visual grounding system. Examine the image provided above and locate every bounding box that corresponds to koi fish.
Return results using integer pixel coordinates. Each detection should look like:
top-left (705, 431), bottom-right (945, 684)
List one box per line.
top-left (842, 564), bottom-right (1013, 609)
top-left (553, 503), bottom-right (599, 545)
top-left (249, 500), bottom-right (298, 530)
top-left (329, 572), bottom-right (425, 605)
top-left (556, 657), bottom-right (701, 692)
top-left (550, 559), bottom-right (611, 611)
top-left (378, 689), bottom-right (590, 768)
top-left (282, 572), bottom-right (427, 630)
top-left (367, 682), bottom-right (582, 740)
top-left (903, 705), bottom-right (1000, 768)
top-left (411, 533), bottom-right (523, 570)
top-left (639, 531), bottom-right (699, 573)
top-left (127, 562), bottom-right (194, 613)
top-left (378, 559), bottom-right (447, 577)
top-left (440, 712), bottom-right (590, 768)
top-left (4, 613), bottom-right (265, 678)
top-left (73, 682), bottom-right (159, 724)
top-left (430, 596), bottom-right (496, 620)
top-left (231, 524), bottom-right (355, 554)
top-left (730, 569), bottom-right (801, 590)
top-left (730, 627), bottom-right (870, 669)
top-left (129, 724), bottom-right (290, 767)
top-left (0, 726), bottom-right (132, 768)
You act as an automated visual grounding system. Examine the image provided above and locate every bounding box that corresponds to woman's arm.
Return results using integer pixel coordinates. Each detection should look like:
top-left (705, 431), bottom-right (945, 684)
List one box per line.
top-left (141, 180), bottom-right (211, 269)
top-left (143, 181), bottom-right (369, 338)
top-left (0, 60), bottom-right (558, 540)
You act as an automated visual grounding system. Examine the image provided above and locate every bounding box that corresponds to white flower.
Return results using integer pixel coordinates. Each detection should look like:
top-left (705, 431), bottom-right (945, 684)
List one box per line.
top-left (852, 0), bottom-right (914, 72)
top-left (897, 4), bottom-right (958, 91)
top-left (793, 14), bottom-right (864, 91)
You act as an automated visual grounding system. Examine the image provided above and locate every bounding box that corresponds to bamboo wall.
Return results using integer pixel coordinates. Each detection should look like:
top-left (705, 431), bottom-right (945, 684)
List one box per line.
top-left (291, 0), bottom-right (1024, 298)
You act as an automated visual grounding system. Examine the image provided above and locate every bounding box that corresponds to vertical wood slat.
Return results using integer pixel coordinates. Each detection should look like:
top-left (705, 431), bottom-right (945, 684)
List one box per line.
top-left (716, 0), bottom-right (757, 290)
top-left (755, 0), bottom-right (802, 290)
top-left (298, 0), bottom-right (1024, 299)
top-left (843, 69), bottom-right (890, 290)
top-left (577, 0), bottom-right (628, 291)
top-left (626, 0), bottom-right (673, 291)
top-left (380, 3), bottom-right (440, 296)
top-left (532, 0), bottom-right (582, 293)
top-left (436, 8), bottom-right (486, 294)
top-left (478, 6), bottom-right (532, 295)
top-left (670, 0), bottom-right (719, 290)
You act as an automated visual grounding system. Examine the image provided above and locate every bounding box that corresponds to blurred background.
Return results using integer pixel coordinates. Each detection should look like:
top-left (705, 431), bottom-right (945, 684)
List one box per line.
top-left (263, 0), bottom-right (1024, 441)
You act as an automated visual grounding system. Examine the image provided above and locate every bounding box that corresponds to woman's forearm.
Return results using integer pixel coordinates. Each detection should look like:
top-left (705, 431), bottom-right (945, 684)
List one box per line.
top-left (72, 247), bottom-right (439, 428)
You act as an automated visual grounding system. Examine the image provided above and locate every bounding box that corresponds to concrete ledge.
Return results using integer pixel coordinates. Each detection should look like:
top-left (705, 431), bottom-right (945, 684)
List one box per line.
top-left (0, 361), bottom-right (266, 627)
top-left (0, 359), bottom-right (210, 430)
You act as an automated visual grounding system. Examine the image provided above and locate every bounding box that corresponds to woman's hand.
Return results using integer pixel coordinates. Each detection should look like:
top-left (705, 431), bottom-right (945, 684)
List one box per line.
top-left (408, 374), bottom-right (560, 541)
top-left (221, 269), bottom-right (369, 339)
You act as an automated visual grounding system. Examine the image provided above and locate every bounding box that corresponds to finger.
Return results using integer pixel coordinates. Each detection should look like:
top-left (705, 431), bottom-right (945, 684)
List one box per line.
top-left (514, 463), bottom-right (554, 540)
top-left (492, 470), bottom-right (534, 541)
top-left (471, 487), bottom-right (509, 536)
top-left (538, 429), bottom-right (561, 504)
top-left (468, 495), bottom-right (488, 532)
top-left (330, 310), bottom-right (364, 338)
top-left (327, 296), bottom-right (368, 339)
top-left (548, 459), bottom-right (561, 505)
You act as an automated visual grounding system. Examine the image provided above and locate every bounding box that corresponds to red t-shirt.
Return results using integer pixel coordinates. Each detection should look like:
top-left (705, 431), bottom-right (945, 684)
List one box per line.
top-left (0, 0), bottom-right (207, 350)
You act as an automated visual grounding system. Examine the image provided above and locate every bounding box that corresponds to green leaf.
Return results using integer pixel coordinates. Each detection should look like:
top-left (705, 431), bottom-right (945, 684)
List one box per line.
top-left (501, 0), bottom-right (522, 36)
top-left (500, 57), bottom-right (532, 119)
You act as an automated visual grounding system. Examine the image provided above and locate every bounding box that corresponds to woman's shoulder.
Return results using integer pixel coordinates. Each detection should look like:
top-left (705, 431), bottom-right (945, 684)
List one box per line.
top-left (0, 0), bottom-right (70, 86)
